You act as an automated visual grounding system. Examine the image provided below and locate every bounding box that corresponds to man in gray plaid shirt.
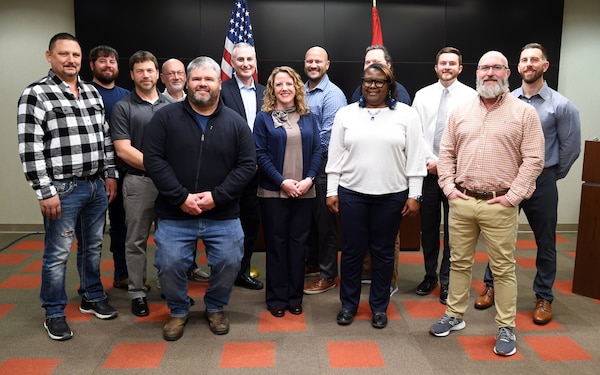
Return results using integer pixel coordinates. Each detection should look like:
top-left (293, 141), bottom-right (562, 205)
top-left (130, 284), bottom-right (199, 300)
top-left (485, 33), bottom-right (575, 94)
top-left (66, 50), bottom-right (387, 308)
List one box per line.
top-left (17, 32), bottom-right (119, 341)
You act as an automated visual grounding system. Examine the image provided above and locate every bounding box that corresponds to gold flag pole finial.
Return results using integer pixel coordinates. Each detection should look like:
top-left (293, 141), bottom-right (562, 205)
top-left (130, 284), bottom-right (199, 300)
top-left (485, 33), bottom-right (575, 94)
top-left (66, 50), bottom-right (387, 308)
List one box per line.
top-left (373, 0), bottom-right (377, 7)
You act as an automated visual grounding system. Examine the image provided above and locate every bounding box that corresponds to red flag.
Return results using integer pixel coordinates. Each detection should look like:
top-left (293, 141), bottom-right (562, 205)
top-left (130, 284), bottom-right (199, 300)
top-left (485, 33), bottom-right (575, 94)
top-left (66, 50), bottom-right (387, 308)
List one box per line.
top-left (221, 0), bottom-right (258, 82)
top-left (371, 5), bottom-right (384, 45)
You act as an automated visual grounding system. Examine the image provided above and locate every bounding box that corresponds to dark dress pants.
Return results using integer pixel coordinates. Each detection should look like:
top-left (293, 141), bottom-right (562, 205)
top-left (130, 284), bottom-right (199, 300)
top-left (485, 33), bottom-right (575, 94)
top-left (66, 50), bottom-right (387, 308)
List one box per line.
top-left (108, 176), bottom-right (128, 281)
top-left (338, 187), bottom-right (406, 313)
top-left (238, 173), bottom-right (260, 278)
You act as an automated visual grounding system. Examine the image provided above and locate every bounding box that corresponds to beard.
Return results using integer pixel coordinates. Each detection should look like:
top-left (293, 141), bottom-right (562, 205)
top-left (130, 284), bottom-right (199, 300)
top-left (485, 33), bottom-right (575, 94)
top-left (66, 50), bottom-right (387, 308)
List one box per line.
top-left (476, 76), bottom-right (509, 98)
top-left (93, 69), bottom-right (118, 85)
top-left (189, 88), bottom-right (219, 107)
top-left (520, 68), bottom-right (544, 84)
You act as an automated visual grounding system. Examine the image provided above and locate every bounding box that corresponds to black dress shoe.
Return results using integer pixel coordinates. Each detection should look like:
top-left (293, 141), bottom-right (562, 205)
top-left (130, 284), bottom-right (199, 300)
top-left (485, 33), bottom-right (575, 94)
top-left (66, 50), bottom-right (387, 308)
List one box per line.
top-left (131, 297), bottom-right (149, 317)
top-left (336, 308), bottom-right (356, 325)
top-left (371, 312), bottom-right (388, 329)
top-left (268, 306), bottom-right (285, 317)
top-left (288, 304), bottom-right (303, 315)
top-left (439, 285), bottom-right (449, 305)
top-left (416, 278), bottom-right (438, 296)
top-left (234, 275), bottom-right (264, 290)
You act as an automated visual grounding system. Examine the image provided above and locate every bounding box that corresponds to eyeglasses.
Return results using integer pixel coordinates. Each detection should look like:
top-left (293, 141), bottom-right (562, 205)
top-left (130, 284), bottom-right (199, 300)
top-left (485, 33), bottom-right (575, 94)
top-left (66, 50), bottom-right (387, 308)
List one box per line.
top-left (477, 65), bottom-right (508, 72)
top-left (165, 71), bottom-right (185, 78)
top-left (361, 78), bottom-right (389, 88)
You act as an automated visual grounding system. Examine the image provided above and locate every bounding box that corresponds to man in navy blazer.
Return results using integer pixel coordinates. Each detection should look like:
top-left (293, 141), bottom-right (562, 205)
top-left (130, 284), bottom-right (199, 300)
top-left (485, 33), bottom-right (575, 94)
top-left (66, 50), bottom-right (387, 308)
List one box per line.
top-left (220, 42), bottom-right (266, 290)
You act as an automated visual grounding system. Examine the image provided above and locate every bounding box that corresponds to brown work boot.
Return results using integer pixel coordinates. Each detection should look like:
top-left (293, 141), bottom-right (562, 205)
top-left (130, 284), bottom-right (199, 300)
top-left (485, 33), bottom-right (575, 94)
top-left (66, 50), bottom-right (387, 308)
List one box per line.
top-left (303, 278), bottom-right (336, 295)
top-left (474, 286), bottom-right (494, 310)
top-left (163, 316), bottom-right (188, 341)
top-left (206, 310), bottom-right (229, 335)
top-left (533, 298), bottom-right (552, 324)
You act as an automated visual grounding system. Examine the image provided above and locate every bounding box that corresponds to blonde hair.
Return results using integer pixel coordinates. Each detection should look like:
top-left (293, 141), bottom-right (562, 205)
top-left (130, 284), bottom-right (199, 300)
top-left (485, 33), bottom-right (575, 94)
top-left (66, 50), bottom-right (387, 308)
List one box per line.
top-left (262, 66), bottom-right (310, 115)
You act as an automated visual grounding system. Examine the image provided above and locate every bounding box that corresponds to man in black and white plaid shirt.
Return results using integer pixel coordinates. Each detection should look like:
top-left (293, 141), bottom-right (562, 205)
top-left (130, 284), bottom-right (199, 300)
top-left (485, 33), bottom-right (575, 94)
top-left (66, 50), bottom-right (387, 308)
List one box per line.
top-left (17, 32), bottom-right (119, 341)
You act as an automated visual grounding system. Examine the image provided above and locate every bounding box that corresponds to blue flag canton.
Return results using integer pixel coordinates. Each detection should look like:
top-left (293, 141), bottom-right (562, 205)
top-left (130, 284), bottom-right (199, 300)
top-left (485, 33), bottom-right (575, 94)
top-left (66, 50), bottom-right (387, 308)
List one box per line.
top-left (228, 0), bottom-right (254, 45)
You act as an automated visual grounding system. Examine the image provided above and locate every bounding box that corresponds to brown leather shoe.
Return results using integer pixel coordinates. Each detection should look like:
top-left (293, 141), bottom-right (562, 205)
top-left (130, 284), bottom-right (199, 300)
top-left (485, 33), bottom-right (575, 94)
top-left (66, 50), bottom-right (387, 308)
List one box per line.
top-left (474, 286), bottom-right (494, 310)
top-left (163, 316), bottom-right (188, 341)
top-left (533, 298), bottom-right (552, 324)
top-left (206, 310), bottom-right (229, 335)
top-left (303, 278), bottom-right (336, 295)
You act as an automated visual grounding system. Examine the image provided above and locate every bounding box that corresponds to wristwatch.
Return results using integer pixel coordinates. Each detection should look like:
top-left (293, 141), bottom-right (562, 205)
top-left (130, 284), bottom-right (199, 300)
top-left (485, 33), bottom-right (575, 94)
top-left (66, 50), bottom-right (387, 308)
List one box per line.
top-left (412, 195), bottom-right (423, 203)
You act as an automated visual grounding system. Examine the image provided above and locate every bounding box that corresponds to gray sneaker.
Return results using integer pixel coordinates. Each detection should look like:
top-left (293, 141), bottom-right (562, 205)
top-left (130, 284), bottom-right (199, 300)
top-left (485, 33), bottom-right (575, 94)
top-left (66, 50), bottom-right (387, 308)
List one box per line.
top-left (494, 326), bottom-right (517, 356)
top-left (429, 314), bottom-right (466, 337)
top-left (187, 267), bottom-right (210, 282)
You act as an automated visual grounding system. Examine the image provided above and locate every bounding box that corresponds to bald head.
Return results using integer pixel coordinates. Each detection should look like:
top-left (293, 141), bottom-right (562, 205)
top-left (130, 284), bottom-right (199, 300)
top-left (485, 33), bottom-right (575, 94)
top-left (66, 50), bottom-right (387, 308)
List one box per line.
top-left (478, 51), bottom-right (509, 68)
top-left (304, 46), bottom-right (330, 86)
top-left (161, 58), bottom-right (186, 100)
top-left (476, 51), bottom-right (511, 99)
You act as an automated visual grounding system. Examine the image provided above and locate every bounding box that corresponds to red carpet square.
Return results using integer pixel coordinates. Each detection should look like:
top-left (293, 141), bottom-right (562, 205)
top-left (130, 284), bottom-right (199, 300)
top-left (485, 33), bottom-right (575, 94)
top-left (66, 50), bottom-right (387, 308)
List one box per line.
top-left (219, 342), bottom-right (275, 368)
top-left (65, 302), bottom-right (93, 322)
top-left (188, 282), bottom-right (208, 297)
top-left (0, 358), bottom-right (61, 375)
top-left (0, 304), bottom-right (17, 319)
top-left (515, 311), bottom-right (564, 331)
top-left (103, 342), bottom-right (168, 368)
top-left (566, 251), bottom-right (575, 259)
top-left (398, 253), bottom-right (423, 264)
top-left (515, 257), bottom-right (537, 268)
top-left (471, 281), bottom-right (488, 293)
top-left (0, 274), bottom-right (41, 289)
top-left (556, 234), bottom-right (569, 243)
top-left (516, 239), bottom-right (537, 249)
top-left (258, 311), bottom-right (306, 332)
top-left (21, 260), bottom-right (42, 272)
top-left (355, 301), bottom-right (401, 320)
top-left (403, 300), bottom-right (447, 319)
top-left (197, 253), bottom-right (208, 265)
top-left (458, 336), bottom-right (523, 360)
top-left (474, 252), bottom-right (489, 263)
top-left (328, 341), bottom-right (385, 368)
top-left (135, 303), bottom-right (170, 323)
top-left (0, 253), bottom-right (30, 265)
top-left (100, 259), bottom-right (114, 271)
top-left (524, 336), bottom-right (593, 361)
top-left (10, 240), bottom-right (44, 251)
top-left (147, 235), bottom-right (155, 245)
top-left (554, 280), bottom-right (573, 295)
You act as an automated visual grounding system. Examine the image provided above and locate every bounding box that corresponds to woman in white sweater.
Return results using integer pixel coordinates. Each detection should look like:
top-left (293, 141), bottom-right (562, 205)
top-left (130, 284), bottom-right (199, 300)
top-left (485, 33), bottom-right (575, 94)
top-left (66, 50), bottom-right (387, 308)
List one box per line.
top-left (326, 63), bottom-right (427, 329)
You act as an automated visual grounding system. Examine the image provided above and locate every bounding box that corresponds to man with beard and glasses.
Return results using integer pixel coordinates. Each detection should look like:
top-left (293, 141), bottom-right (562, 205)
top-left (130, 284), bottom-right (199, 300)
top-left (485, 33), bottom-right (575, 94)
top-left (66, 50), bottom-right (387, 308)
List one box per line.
top-left (111, 51), bottom-right (174, 317)
top-left (412, 47), bottom-right (477, 304)
top-left (143, 56), bottom-right (256, 341)
top-left (428, 51), bottom-right (544, 357)
top-left (474, 43), bottom-right (581, 324)
top-left (89, 45), bottom-right (131, 291)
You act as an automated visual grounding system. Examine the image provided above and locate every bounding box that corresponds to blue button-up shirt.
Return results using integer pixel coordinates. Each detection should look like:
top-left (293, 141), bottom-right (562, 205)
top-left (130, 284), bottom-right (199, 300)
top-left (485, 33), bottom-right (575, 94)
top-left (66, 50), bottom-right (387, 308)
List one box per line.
top-left (304, 74), bottom-right (347, 151)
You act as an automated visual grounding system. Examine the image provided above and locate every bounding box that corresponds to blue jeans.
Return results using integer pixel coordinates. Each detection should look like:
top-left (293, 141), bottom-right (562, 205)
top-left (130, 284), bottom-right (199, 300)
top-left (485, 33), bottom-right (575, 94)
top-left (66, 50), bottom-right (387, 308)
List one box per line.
top-left (154, 217), bottom-right (243, 317)
top-left (41, 177), bottom-right (108, 318)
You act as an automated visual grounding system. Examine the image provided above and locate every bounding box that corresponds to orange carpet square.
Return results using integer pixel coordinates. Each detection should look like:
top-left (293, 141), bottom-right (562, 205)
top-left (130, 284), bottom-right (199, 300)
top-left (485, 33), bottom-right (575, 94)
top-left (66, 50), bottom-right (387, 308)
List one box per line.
top-left (554, 280), bottom-right (573, 295)
top-left (147, 235), bottom-right (155, 245)
top-left (10, 240), bottom-right (44, 251)
top-left (328, 341), bottom-right (385, 368)
top-left (21, 260), bottom-right (42, 272)
top-left (188, 282), bottom-right (208, 297)
top-left (516, 239), bottom-right (537, 249)
top-left (0, 304), bottom-right (17, 319)
top-left (103, 342), bottom-right (168, 368)
top-left (457, 336), bottom-right (524, 360)
top-left (135, 303), bottom-right (170, 323)
top-left (515, 311), bottom-right (564, 331)
top-left (100, 259), bottom-right (114, 271)
top-left (403, 300), bottom-right (447, 319)
top-left (0, 274), bottom-right (40, 289)
top-left (197, 240), bottom-right (205, 250)
top-left (474, 252), bottom-right (489, 262)
top-left (219, 342), bottom-right (275, 368)
top-left (471, 281), bottom-right (487, 293)
top-left (257, 311), bottom-right (306, 332)
top-left (566, 251), bottom-right (575, 259)
top-left (64, 302), bottom-right (93, 322)
top-left (0, 253), bottom-right (30, 265)
top-left (398, 252), bottom-right (423, 264)
top-left (524, 336), bottom-right (593, 361)
top-left (556, 234), bottom-right (569, 243)
top-left (515, 257), bottom-right (537, 268)
top-left (196, 253), bottom-right (208, 265)
top-left (0, 358), bottom-right (61, 375)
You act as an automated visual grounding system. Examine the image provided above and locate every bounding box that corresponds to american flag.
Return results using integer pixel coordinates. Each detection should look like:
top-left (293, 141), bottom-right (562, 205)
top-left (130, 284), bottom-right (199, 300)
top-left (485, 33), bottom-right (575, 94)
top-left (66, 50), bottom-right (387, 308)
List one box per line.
top-left (221, 0), bottom-right (257, 82)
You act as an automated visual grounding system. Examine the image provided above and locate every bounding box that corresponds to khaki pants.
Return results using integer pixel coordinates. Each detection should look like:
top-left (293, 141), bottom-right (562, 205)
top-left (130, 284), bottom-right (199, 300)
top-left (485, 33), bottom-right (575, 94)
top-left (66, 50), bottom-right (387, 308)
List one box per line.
top-left (445, 198), bottom-right (518, 328)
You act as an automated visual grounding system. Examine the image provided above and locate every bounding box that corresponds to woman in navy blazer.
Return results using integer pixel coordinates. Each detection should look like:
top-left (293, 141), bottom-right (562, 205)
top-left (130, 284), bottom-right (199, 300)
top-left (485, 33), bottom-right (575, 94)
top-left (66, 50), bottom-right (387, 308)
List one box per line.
top-left (253, 66), bottom-right (322, 317)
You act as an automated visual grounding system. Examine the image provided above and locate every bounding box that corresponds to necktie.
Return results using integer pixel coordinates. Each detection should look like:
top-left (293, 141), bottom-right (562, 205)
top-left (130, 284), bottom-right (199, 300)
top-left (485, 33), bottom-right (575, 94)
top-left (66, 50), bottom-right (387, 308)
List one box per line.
top-left (433, 88), bottom-right (449, 156)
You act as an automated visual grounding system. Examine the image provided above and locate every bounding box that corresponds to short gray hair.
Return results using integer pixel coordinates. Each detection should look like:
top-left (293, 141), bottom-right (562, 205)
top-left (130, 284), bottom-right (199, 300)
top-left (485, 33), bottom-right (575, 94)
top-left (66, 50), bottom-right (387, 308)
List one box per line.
top-left (186, 56), bottom-right (220, 78)
top-left (232, 42), bottom-right (256, 60)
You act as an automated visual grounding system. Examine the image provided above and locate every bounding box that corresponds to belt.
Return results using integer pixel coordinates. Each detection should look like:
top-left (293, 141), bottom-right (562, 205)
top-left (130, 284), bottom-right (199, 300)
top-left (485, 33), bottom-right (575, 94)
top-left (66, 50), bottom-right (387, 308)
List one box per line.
top-left (456, 184), bottom-right (508, 200)
top-left (127, 170), bottom-right (147, 177)
top-left (542, 166), bottom-right (557, 173)
top-left (75, 173), bottom-right (100, 181)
